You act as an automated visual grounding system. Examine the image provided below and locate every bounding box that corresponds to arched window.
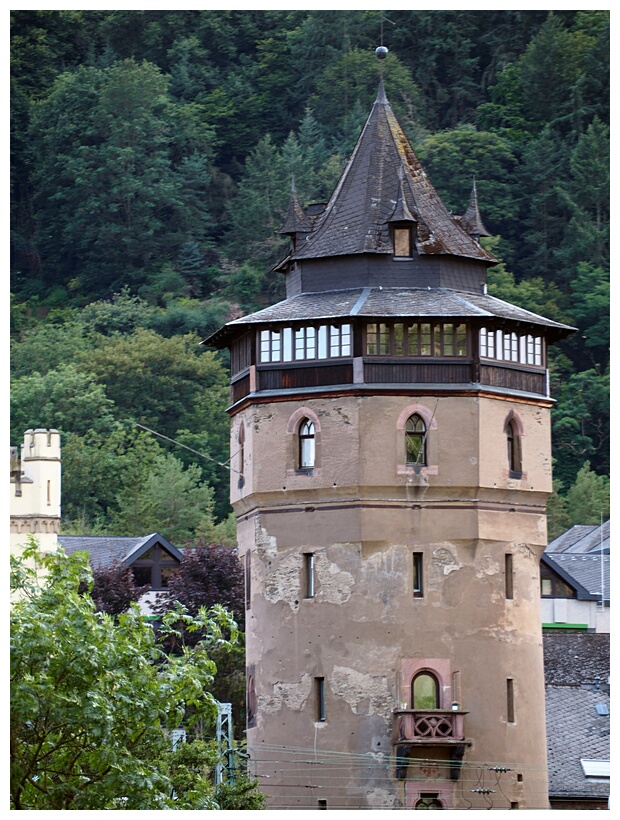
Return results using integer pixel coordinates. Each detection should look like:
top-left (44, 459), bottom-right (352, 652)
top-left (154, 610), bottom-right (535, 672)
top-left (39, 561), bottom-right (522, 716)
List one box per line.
top-left (415, 794), bottom-right (443, 810)
top-left (299, 419), bottom-right (315, 468)
top-left (406, 414), bottom-right (427, 466)
top-left (506, 418), bottom-right (522, 477)
top-left (412, 672), bottom-right (440, 710)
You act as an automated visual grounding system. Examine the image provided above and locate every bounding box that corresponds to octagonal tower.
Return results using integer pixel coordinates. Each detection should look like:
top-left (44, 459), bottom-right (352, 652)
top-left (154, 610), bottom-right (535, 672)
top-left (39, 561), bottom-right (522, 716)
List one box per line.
top-left (204, 79), bottom-right (574, 810)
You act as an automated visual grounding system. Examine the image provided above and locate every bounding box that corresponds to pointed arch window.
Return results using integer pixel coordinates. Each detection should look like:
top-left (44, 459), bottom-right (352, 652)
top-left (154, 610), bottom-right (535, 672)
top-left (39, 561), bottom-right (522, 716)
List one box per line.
top-left (406, 414), bottom-right (427, 466)
top-left (506, 419), bottom-right (522, 477)
top-left (299, 419), bottom-right (316, 469)
top-left (412, 672), bottom-right (440, 710)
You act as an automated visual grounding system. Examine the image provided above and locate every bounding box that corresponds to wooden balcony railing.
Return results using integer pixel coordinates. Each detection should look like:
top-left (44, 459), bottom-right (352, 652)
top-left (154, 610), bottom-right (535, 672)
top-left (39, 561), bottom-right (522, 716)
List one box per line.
top-left (394, 709), bottom-right (467, 744)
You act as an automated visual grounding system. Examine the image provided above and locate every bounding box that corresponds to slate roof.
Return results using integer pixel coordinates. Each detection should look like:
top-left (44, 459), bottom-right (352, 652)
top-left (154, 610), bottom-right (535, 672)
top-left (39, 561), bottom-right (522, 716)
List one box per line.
top-left (543, 553), bottom-right (610, 602)
top-left (546, 520), bottom-right (610, 554)
top-left (543, 633), bottom-right (610, 800)
top-left (204, 286), bottom-right (574, 347)
top-left (59, 533), bottom-right (182, 568)
top-left (545, 685), bottom-right (610, 800)
top-left (278, 178), bottom-right (311, 236)
top-left (543, 633), bottom-right (610, 686)
top-left (457, 180), bottom-right (491, 239)
top-left (291, 79), bottom-right (496, 264)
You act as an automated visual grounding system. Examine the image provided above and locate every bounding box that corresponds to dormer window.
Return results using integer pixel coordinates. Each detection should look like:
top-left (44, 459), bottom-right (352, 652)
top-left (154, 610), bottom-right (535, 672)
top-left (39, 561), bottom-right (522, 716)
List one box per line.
top-left (394, 227), bottom-right (412, 258)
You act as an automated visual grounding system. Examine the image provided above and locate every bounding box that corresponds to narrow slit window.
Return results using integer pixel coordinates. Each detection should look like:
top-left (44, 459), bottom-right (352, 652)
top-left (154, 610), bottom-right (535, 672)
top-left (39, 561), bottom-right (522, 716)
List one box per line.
top-left (505, 554), bottom-right (514, 600)
top-left (245, 550), bottom-right (251, 610)
top-left (413, 553), bottom-right (424, 598)
top-left (304, 553), bottom-right (315, 598)
top-left (506, 419), bottom-right (522, 476)
top-left (507, 678), bottom-right (515, 723)
top-left (316, 677), bottom-right (326, 722)
top-left (47, 479), bottom-right (51, 506)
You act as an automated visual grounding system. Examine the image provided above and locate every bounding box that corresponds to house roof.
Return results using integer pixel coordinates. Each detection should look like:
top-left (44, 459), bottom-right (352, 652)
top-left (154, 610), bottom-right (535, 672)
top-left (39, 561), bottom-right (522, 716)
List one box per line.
top-left (542, 553), bottom-right (610, 602)
top-left (289, 79), bottom-right (496, 264)
top-left (59, 533), bottom-right (183, 569)
top-left (204, 286), bottom-right (574, 347)
top-left (543, 633), bottom-right (610, 800)
top-left (545, 684), bottom-right (610, 800)
top-left (545, 520), bottom-right (610, 554)
top-left (543, 632), bottom-right (610, 687)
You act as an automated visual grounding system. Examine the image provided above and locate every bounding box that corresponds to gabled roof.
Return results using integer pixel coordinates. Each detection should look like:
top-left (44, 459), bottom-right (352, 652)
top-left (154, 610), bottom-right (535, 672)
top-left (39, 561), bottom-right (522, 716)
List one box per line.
top-left (59, 533), bottom-right (183, 569)
top-left (546, 520), bottom-right (610, 554)
top-left (290, 79), bottom-right (496, 264)
top-left (541, 553), bottom-right (609, 602)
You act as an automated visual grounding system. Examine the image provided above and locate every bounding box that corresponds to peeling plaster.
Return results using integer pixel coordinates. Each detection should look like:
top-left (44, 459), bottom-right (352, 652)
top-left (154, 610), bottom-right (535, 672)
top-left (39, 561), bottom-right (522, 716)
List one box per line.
top-left (315, 551), bottom-right (354, 604)
top-left (264, 551), bottom-right (302, 611)
top-left (475, 555), bottom-right (500, 579)
top-left (366, 786), bottom-right (399, 809)
top-left (432, 546), bottom-right (462, 575)
top-left (259, 672), bottom-right (313, 714)
top-left (255, 519), bottom-right (277, 558)
top-left (331, 666), bottom-right (395, 721)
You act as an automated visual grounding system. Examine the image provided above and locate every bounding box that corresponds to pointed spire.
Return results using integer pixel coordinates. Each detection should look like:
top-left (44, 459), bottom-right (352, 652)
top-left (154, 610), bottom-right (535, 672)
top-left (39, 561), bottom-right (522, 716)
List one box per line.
top-left (278, 176), bottom-right (311, 236)
top-left (290, 81), bottom-right (496, 264)
top-left (459, 177), bottom-right (491, 240)
top-left (388, 165), bottom-right (417, 224)
top-left (375, 76), bottom-right (388, 105)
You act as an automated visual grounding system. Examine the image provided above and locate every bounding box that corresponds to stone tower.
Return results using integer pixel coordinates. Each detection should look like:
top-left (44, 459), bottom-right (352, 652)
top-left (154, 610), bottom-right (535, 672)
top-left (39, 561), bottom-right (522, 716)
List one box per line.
top-left (205, 79), bottom-right (573, 810)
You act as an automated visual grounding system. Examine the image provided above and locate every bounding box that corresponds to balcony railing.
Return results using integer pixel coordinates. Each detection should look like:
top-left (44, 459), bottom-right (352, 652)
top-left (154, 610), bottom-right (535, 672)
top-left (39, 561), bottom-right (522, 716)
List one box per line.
top-left (394, 709), bottom-right (467, 744)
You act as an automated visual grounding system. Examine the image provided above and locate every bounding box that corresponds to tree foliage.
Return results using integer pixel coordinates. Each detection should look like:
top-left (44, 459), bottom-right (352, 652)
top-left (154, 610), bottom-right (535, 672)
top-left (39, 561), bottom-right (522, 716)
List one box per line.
top-left (10, 541), bottom-right (262, 810)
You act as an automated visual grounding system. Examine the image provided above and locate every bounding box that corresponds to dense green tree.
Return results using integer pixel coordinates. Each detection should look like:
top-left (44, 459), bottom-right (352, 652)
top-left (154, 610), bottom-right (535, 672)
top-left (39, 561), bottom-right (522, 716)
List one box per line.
top-left (28, 59), bottom-right (213, 297)
top-left (11, 540), bottom-right (262, 810)
top-left (110, 454), bottom-right (214, 544)
top-left (551, 366), bottom-right (609, 486)
top-left (563, 462), bottom-right (610, 526)
top-left (416, 126), bottom-right (518, 237)
top-left (10, 364), bottom-right (117, 444)
top-left (76, 328), bottom-right (229, 439)
top-left (59, 426), bottom-right (162, 532)
top-left (558, 117), bottom-right (609, 271)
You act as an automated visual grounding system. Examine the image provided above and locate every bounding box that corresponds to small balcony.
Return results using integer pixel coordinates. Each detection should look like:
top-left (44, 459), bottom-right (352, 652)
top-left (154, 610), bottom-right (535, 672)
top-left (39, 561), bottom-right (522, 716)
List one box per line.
top-left (393, 709), bottom-right (471, 781)
top-left (395, 708), bottom-right (467, 744)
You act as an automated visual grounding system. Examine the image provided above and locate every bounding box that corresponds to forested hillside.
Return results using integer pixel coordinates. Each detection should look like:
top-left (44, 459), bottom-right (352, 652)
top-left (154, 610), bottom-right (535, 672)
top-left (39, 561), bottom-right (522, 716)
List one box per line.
top-left (10, 10), bottom-right (609, 542)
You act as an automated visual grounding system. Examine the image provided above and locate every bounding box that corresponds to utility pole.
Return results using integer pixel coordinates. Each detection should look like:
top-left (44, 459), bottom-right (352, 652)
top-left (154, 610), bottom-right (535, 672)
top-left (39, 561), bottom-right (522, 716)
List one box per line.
top-left (215, 702), bottom-right (234, 786)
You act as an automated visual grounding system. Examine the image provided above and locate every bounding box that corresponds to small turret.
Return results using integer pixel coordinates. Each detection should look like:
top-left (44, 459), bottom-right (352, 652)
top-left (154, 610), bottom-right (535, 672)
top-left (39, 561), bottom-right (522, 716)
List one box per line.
top-left (278, 176), bottom-right (312, 253)
top-left (458, 177), bottom-right (491, 241)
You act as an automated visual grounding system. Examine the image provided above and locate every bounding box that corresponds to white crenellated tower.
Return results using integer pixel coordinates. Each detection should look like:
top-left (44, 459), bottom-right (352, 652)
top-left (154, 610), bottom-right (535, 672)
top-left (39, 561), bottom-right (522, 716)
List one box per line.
top-left (10, 428), bottom-right (61, 554)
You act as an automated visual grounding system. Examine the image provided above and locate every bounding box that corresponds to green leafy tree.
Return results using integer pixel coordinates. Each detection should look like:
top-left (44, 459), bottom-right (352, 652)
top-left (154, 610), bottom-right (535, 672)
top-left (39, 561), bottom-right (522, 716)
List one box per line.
top-left (563, 461), bottom-right (610, 526)
top-left (416, 125), bottom-right (518, 238)
top-left (551, 367), bottom-right (609, 486)
top-left (10, 540), bottom-right (263, 810)
top-left (59, 426), bottom-right (163, 532)
top-left (10, 364), bottom-right (117, 444)
top-left (76, 328), bottom-right (229, 439)
top-left (29, 59), bottom-right (213, 297)
top-left (110, 453), bottom-right (215, 544)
